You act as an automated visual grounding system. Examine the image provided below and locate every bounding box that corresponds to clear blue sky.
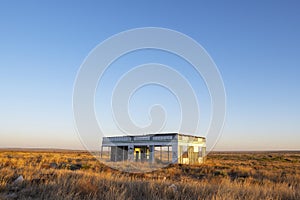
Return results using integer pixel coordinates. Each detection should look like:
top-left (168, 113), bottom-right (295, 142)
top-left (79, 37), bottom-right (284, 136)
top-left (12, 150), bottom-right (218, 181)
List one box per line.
top-left (0, 1), bottom-right (299, 150)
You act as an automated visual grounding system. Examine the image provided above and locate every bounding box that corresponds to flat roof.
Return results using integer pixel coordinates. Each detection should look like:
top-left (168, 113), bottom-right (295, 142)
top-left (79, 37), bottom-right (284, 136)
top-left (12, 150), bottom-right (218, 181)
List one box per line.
top-left (103, 133), bottom-right (205, 139)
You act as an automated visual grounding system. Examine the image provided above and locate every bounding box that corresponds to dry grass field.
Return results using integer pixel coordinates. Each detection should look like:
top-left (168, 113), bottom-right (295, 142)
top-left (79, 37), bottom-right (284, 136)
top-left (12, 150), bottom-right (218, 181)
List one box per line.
top-left (0, 150), bottom-right (299, 200)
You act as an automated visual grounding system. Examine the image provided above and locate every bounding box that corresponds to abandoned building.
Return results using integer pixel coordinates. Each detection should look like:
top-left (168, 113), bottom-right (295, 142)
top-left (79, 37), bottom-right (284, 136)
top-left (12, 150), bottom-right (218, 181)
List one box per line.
top-left (101, 133), bottom-right (206, 164)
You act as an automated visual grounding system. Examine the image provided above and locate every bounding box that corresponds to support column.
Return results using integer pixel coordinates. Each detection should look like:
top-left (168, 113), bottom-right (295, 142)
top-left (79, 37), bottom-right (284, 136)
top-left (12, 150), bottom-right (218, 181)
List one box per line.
top-left (128, 144), bottom-right (134, 161)
top-left (172, 143), bottom-right (178, 163)
top-left (160, 146), bottom-right (162, 161)
top-left (149, 145), bottom-right (155, 163)
top-left (111, 146), bottom-right (117, 162)
top-left (122, 146), bottom-right (125, 162)
top-left (167, 146), bottom-right (170, 162)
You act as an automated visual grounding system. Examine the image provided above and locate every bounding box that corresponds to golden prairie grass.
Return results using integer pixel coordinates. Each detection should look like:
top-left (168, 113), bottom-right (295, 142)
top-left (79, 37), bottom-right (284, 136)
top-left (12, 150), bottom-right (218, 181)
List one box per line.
top-left (0, 150), bottom-right (299, 199)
